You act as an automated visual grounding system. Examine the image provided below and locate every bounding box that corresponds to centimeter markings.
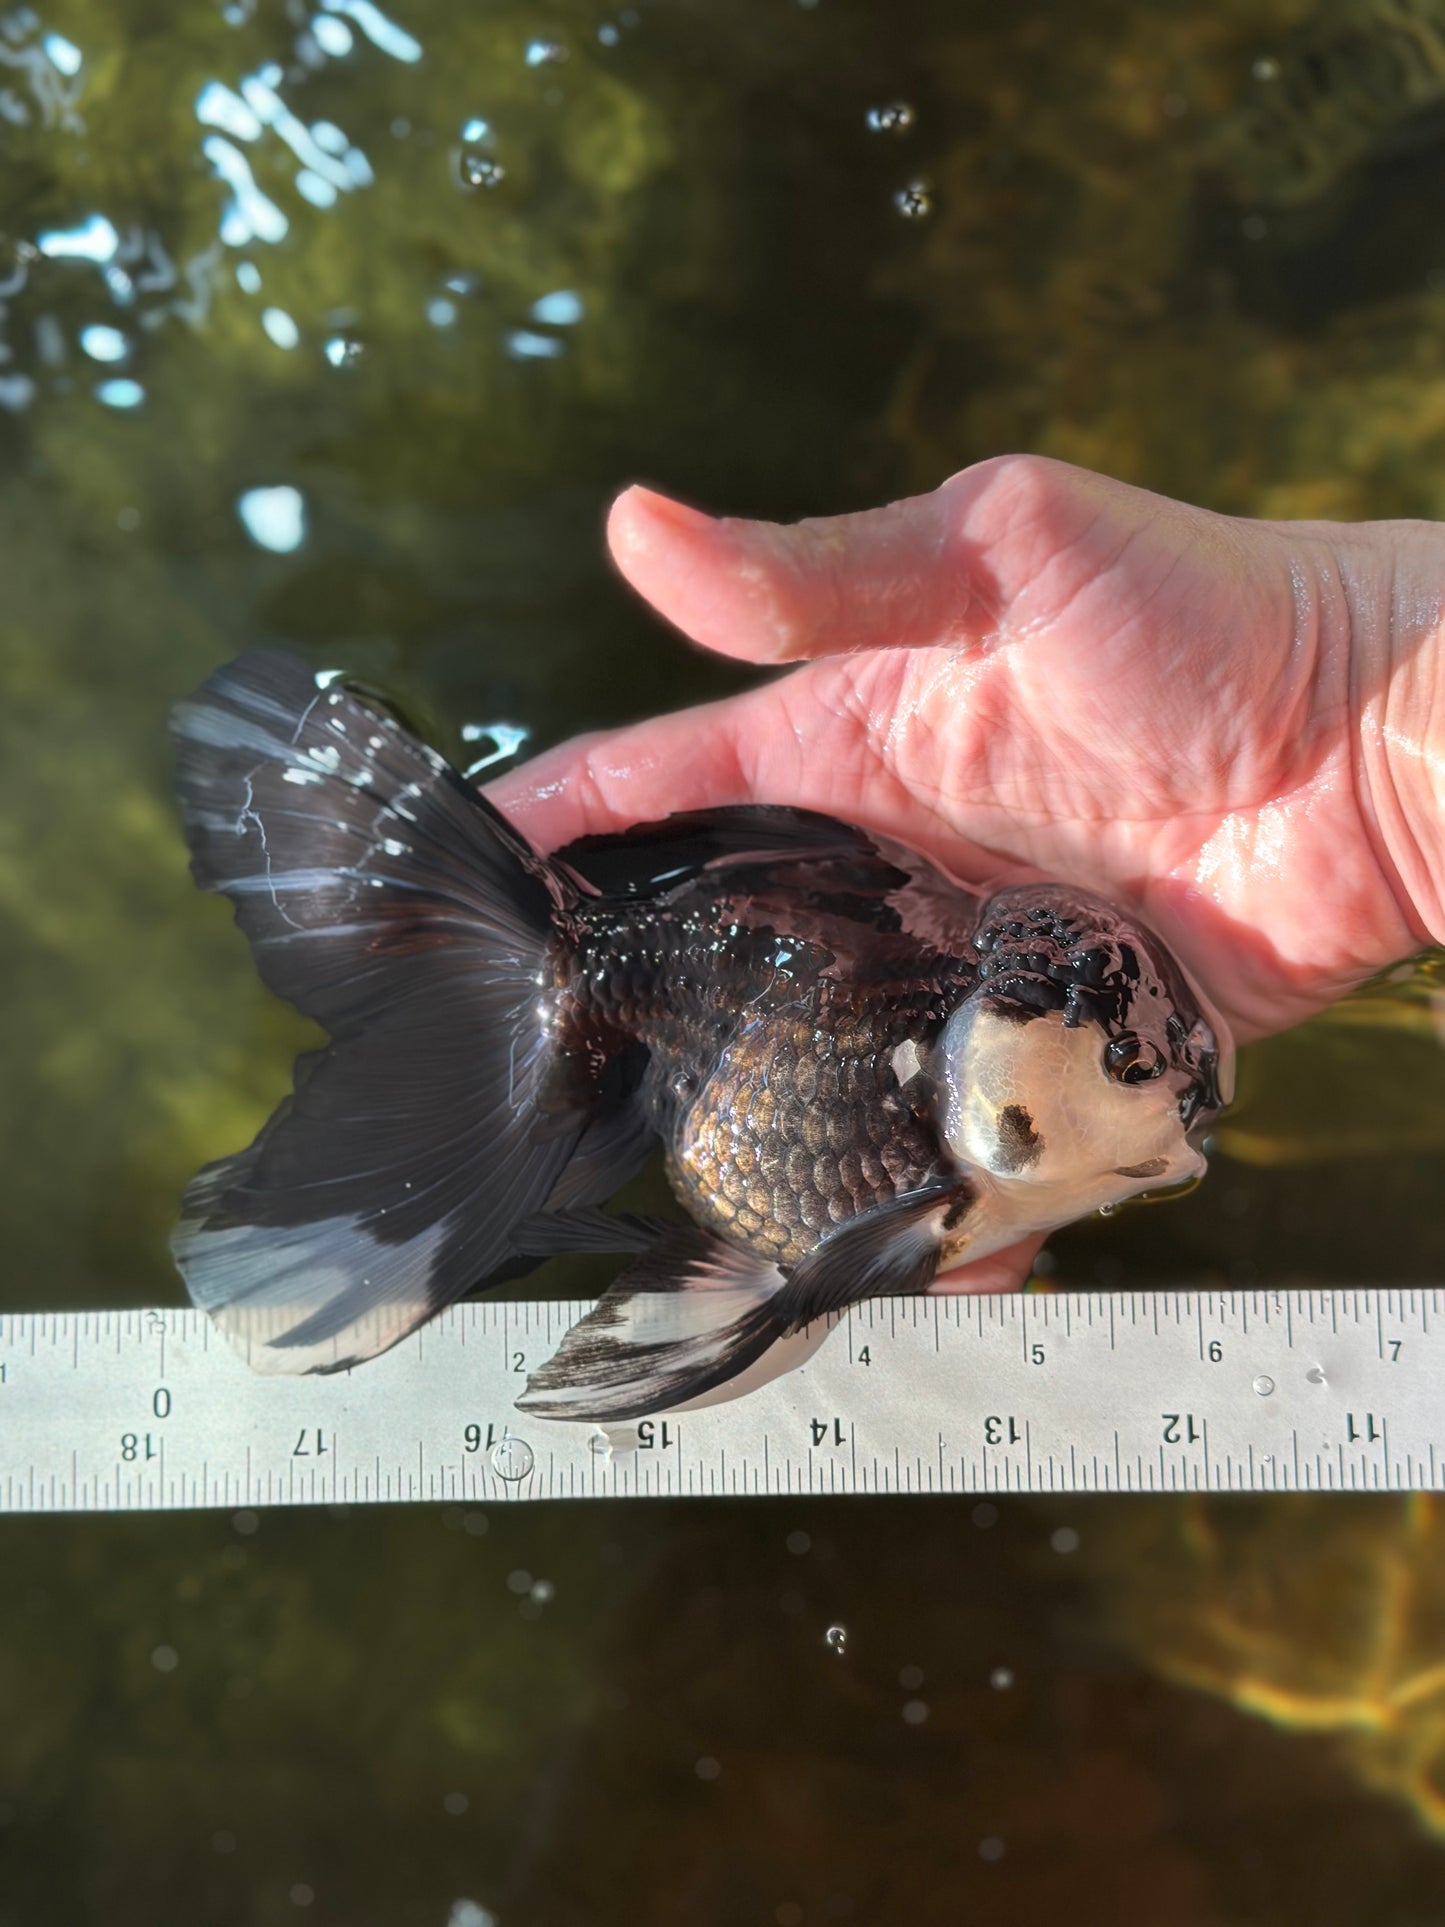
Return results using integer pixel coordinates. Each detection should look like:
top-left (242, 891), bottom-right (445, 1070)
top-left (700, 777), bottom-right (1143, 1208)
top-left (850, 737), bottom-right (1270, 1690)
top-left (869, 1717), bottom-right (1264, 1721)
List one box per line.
top-left (0, 1290), bottom-right (1441, 1514)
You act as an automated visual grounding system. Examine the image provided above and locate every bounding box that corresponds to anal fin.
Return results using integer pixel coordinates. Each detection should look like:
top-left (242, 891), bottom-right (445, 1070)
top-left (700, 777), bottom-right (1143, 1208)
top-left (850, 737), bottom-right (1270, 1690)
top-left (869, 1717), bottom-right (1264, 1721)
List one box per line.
top-left (516, 1226), bottom-right (787, 1423)
top-left (518, 1182), bottom-right (970, 1423)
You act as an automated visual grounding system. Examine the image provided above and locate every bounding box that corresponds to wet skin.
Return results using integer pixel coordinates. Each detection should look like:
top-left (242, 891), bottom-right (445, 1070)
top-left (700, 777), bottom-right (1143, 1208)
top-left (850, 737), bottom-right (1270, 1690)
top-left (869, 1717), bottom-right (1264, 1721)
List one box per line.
top-left (493, 452), bottom-right (1445, 1295)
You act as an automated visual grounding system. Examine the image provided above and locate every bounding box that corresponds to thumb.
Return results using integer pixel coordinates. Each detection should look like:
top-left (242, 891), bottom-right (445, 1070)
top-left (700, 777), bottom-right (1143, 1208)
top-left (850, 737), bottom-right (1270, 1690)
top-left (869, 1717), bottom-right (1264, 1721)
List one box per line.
top-left (605, 475), bottom-right (1003, 665)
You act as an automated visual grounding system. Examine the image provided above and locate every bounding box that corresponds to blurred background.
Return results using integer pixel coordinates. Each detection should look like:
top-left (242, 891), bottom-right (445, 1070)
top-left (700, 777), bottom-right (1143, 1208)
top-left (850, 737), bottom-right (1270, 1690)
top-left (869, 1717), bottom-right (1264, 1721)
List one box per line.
top-left (3, 1), bottom-right (1445, 1920)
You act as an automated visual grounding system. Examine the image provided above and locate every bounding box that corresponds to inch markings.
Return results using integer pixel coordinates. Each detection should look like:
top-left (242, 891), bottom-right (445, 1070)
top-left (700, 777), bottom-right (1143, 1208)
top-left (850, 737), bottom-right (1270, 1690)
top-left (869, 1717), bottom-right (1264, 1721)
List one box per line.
top-left (0, 1291), bottom-right (1441, 1512)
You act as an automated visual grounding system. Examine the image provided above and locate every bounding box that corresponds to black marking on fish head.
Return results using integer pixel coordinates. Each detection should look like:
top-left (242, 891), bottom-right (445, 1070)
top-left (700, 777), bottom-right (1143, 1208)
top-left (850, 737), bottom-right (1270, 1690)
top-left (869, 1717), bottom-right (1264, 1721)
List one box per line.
top-left (970, 882), bottom-right (1233, 1134)
top-left (936, 881), bottom-right (1233, 1217)
top-left (994, 1103), bottom-right (1043, 1174)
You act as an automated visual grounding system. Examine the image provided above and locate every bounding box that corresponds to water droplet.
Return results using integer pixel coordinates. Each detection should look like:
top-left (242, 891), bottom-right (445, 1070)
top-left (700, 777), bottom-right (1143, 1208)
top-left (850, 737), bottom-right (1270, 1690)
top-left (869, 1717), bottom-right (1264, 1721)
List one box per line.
top-left (893, 180), bottom-right (934, 220)
top-left (460, 153), bottom-right (506, 189)
top-left (1252, 1374), bottom-right (1275, 1397)
top-left (489, 1432), bottom-right (534, 1482)
top-left (1306, 1365), bottom-right (1327, 1385)
top-left (824, 1624), bottom-right (847, 1656)
top-left (324, 334), bottom-right (364, 368)
top-left (866, 101), bottom-right (915, 134)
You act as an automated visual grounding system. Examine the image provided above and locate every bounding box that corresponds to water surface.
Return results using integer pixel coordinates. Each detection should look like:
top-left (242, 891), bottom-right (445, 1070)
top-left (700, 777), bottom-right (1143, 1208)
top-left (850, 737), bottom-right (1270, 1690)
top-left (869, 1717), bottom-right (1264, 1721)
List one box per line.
top-left (4, 2), bottom-right (1445, 1920)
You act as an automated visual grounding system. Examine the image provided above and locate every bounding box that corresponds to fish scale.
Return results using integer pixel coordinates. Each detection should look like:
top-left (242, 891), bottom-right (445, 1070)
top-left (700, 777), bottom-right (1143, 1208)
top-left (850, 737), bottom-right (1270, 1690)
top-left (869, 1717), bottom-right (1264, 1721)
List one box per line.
top-left (568, 894), bottom-right (950, 1266)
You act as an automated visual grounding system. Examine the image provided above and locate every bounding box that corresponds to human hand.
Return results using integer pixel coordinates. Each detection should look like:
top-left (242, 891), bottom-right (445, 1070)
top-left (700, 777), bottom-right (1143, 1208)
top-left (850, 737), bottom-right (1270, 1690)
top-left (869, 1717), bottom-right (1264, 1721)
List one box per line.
top-left (490, 454), bottom-right (1445, 1287)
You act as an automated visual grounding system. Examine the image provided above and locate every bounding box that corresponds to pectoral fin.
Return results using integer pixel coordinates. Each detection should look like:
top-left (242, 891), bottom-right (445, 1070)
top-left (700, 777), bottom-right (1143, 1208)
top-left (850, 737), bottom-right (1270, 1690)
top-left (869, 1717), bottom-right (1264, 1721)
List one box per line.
top-left (518, 1182), bottom-right (970, 1423)
top-left (770, 1181), bottom-right (966, 1329)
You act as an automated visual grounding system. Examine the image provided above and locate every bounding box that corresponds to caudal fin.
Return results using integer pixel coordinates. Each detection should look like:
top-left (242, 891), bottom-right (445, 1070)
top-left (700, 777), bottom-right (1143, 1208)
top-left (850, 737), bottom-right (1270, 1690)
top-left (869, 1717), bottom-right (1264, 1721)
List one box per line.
top-left (171, 651), bottom-right (603, 1373)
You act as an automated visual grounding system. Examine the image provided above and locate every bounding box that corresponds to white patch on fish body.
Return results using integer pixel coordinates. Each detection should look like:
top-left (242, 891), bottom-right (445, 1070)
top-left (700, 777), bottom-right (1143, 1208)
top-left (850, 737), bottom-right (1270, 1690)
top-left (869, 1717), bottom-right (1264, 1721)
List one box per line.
top-left (890, 1037), bottom-right (924, 1085)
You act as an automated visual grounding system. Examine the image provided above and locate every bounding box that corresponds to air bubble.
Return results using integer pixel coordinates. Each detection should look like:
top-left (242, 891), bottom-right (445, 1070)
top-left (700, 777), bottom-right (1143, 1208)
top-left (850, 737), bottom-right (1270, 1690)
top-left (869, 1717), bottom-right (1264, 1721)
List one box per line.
top-left (671, 1069), bottom-right (698, 1101)
top-left (1252, 1374), bottom-right (1275, 1397)
top-left (866, 102), bottom-right (914, 134)
top-left (525, 38), bottom-right (567, 66)
top-left (893, 180), bottom-right (933, 220)
top-left (989, 1666), bottom-right (1014, 1690)
top-left (489, 1432), bottom-right (534, 1481)
top-left (460, 153), bottom-right (506, 189)
top-left (1306, 1366), bottom-right (1327, 1386)
top-left (824, 1624), bottom-right (847, 1656)
top-left (324, 334), bottom-right (364, 368)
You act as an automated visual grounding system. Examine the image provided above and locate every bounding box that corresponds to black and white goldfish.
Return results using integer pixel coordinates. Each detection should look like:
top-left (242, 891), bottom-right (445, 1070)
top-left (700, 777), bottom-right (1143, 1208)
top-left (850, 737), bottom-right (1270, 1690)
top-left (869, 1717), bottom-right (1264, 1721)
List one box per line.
top-left (170, 652), bottom-right (1232, 1421)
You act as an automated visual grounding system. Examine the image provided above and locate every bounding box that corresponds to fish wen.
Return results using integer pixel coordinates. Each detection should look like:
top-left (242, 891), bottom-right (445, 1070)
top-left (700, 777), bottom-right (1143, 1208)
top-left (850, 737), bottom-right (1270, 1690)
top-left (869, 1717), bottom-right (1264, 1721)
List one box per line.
top-left (170, 653), bottom-right (1233, 1421)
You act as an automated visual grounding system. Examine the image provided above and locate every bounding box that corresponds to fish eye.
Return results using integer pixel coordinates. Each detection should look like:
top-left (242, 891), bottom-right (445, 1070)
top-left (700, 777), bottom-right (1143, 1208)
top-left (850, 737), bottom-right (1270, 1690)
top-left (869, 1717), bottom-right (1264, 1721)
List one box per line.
top-left (1104, 1034), bottom-right (1166, 1084)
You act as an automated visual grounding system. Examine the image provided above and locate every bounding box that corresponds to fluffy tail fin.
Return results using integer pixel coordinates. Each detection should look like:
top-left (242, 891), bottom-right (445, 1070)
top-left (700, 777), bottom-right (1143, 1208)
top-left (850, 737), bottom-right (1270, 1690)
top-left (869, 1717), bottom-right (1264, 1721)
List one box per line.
top-left (170, 651), bottom-right (607, 1373)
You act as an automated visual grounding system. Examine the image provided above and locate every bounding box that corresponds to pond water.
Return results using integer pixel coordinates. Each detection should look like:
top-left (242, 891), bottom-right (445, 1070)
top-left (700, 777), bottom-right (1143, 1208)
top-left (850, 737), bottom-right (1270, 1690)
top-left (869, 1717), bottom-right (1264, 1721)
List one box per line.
top-left (4, 0), bottom-right (1445, 1921)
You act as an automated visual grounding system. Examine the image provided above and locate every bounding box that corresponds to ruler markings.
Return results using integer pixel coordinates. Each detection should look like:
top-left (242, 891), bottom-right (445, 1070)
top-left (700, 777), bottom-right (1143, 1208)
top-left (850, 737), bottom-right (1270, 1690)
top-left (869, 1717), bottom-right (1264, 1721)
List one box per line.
top-left (0, 1291), bottom-right (1442, 1511)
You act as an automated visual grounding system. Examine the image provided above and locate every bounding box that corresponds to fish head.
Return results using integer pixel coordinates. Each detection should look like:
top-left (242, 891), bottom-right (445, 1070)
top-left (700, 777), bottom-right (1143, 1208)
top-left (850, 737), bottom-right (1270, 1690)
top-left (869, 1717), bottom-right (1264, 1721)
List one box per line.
top-left (936, 883), bottom-right (1232, 1217)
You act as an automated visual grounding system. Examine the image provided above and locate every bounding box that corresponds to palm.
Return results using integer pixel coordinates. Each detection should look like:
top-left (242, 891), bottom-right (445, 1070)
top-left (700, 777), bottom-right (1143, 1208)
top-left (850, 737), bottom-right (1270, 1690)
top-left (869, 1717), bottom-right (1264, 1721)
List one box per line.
top-left (496, 455), bottom-right (1435, 1048)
